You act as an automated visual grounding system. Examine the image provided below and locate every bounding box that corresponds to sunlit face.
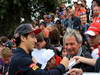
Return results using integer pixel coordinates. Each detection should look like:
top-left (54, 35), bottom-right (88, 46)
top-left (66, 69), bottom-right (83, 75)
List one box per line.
top-left (92, 1), bottom-right (97, 7)
top-left (25, 34), bottom-right (37, 50)
top-left (93, 6), bottom-right (100, 16)
top-left (94, 34), bottom-right (100, 49)
top-left (64, 36), bottom-right (81, 56)
top-left (87, 36), bottom-right (97, 47)
top-left (80, 15), bottom-right (87, 24)
top-left (68, 8), bottom-right (73, 16)
top-left (3, 55), bottom-right (12, 64)
top-left (2, 50), bottom-right (12, 64)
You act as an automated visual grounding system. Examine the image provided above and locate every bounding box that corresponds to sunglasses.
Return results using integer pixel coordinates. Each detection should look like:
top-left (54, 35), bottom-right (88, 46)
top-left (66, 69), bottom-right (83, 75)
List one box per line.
top-left (86, 35), bottom-right (96, 39)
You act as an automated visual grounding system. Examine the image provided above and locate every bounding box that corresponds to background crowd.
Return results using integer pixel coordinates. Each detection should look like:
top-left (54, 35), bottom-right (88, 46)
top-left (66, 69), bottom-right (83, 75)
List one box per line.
top-left (0, 0), bottom-right (100, 75)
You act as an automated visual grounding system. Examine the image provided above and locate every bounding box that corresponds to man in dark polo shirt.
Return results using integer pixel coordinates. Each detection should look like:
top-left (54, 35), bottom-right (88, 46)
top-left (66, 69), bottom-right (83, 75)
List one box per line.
top-left (8, 23), bottom-right (69, 75)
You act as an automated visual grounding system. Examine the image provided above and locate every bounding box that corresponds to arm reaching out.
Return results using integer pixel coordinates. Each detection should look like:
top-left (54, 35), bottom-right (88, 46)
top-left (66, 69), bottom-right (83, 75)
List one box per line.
top-left (73, 56), bottom-right (96, 66)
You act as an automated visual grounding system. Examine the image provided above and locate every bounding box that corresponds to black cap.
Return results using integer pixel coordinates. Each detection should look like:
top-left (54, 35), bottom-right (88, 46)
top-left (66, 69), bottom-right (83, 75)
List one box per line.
top-left (14, 24), bottom-right (42, 38)
top-left (14, 24), bottom-right (34, 38)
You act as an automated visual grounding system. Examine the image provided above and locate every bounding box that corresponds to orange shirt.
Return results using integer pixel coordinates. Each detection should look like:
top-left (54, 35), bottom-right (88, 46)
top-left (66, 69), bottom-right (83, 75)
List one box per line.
top-left (43, 28), bottom-right (49, 38)
top-left (75, 7), bottom-right (86, 17)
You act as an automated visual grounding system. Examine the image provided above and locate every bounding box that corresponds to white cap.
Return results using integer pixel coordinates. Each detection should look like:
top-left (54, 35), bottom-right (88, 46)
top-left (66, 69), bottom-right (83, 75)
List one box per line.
top-left (73, 0), bottom-right (78, 2)
top-left (85, 30), bottom-right (96, 36)
top-left (54, 17), bottom-right (59, 22)
top-left (32, 49), bottom-right (55, 69)
top-left (39, 19), bottom-right (44, 23)
top-left (78, 1), bottom-right (82, 4)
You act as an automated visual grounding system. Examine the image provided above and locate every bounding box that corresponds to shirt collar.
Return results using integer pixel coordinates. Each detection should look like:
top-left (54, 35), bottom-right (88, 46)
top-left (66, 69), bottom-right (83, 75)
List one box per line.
top-left (76, 47), bottom-right (82, 56)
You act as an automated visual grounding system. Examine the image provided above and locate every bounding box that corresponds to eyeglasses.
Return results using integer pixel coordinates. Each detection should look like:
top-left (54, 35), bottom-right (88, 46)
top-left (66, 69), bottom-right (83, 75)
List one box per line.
top-left (86, 35), bottom-right (96, 39)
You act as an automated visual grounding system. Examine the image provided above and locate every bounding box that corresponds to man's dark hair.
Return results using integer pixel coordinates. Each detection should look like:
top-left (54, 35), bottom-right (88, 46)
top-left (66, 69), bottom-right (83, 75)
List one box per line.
top-left (15, 33), bottom-right (29, 47)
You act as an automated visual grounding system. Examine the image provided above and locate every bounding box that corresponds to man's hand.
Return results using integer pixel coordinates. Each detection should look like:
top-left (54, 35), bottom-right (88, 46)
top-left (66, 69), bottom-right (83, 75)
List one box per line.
top-left (60, 57), bottom-right (69, 68)
top-left (73, 56), bottom-right (86, 63)
top-left (68, 68), bottom-right (83, 75)
top-left (73, 56), bottom-right (96, 66)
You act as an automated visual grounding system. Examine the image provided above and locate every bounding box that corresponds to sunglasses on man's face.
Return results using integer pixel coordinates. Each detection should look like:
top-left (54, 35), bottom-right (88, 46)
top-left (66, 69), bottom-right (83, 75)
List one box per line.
top-left (86, 35), bottom-right (96, 39)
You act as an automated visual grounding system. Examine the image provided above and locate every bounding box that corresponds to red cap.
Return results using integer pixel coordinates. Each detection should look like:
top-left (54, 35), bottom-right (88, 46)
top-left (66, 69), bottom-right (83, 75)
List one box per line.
top-left (85, 22), bottom-right (100, 36)
top-left (33, 28), bottom-right (42, 35)
top-left (14, 24), bottom-right (42, 38)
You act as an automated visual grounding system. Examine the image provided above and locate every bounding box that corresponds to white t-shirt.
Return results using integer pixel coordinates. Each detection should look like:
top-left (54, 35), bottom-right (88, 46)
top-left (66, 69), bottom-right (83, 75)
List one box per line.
top-left (91, 48), bottom-right (99, 59)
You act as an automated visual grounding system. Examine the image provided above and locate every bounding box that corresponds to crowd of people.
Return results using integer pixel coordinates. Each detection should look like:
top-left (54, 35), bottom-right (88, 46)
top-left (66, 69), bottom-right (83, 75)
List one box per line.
top-left (0, 0), bottom-right (100, 75)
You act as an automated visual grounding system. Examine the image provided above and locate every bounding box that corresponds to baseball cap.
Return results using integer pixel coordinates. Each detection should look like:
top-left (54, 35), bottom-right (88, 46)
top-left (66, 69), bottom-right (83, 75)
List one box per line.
top-left (85, 22), bottom-right (100, 36)
top-left (73, 0), bottom-right (78, 3)
top-left (14, 24), bottom-right (41, 38)
top-left (77, 1), bottom-right (82, 4)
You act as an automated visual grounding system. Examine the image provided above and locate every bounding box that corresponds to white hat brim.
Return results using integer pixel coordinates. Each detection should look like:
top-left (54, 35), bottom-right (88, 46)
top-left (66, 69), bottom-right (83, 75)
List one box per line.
top-left (85, 30), bottom-right (96, 36)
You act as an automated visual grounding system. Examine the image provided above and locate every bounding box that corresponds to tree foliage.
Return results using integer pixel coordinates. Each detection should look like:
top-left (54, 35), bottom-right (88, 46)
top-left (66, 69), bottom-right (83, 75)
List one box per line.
top-left (0, 0), bottom-right (65, 36)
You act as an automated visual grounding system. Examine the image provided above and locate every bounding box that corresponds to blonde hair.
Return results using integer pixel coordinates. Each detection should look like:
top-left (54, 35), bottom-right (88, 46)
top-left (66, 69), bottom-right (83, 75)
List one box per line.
top-left (1, 47), bottom-right (12, 58)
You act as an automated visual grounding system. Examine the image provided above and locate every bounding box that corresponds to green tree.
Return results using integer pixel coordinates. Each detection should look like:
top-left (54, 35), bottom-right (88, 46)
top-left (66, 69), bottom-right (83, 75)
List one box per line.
top-left (0, 0), bottom-right (33, 36)
top-left (0, 0), bottom-right (64, 36)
